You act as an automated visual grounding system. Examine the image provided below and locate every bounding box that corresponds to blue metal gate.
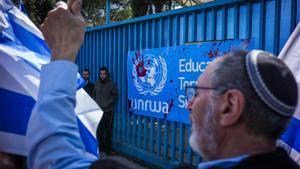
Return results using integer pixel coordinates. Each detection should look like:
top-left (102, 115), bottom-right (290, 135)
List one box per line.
top-left (76, 0), bottom-right (300, 168)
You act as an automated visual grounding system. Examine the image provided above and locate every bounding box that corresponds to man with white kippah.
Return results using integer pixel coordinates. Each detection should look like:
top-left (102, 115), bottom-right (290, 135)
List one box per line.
top-left (185, 50), bottom-right (300, 169)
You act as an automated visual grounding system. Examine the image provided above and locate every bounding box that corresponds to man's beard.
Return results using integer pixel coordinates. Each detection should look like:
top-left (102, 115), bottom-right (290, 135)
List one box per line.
top-left (189, 98), bottom-right (218, 161)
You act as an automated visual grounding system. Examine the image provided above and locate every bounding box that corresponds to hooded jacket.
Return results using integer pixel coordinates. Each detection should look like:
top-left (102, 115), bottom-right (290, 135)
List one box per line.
top-left (94, 75), bottom-right (118, 112)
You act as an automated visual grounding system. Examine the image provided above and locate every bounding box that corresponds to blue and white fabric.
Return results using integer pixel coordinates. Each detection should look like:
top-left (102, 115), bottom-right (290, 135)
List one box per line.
top-left (0, 0), bottom-right (102, 157)
top-left (18, 0), bottom-right (26, 15)
top-left (28, 60), bottom-right (96, 169)
top-left (279, 22), bottom-right (300, 165)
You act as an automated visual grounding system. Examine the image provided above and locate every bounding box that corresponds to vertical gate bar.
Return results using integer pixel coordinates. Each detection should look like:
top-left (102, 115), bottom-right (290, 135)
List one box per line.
top-left (187, 125), bottom-right (193, 164)
top-left (167, 17), bottom-right (171, 47)
top-left (127, 111), bottom-right (131, 144)
top-left (179, 123), bottom-right (185, 162)
top-left (203, 10), bottom-right (207, 41)
top-left (212, 9), bottom-right (216, 40)
top-left (150, 117), bottom-right (155, 153)
top-left (174, 16), bottom-right (179, 46)
top-left (246, 1), bottom-right (252, 40)
top-left (122, 26), bottom-right (127, 143)
top-left (163, 119), bottom-right (169, 159)
top-left (137, 115), bottom-right (142, 148)
top-left (104, 29), bottom-right (107, 66)
top-left (157, 119), bottom-right (162, 156)
top-left (259, 0), bottom-right (266, 50)
top-left (192, 12), bottom-right (197, 42)
top-left (290, 0), bottom-right (297, 32)
top-left (144, 116), bottom-right (148, 151)
top-left (117, 26), bottom-right (122, 143)
top-left (222, 6), bottom-right (227, 40)
top-left (132, 113), bottom-right (136, 146)
top-left (274, 0), bottom-right (281, 54)
top-left (145, 21), bottom-right (150, 48)
top-left (183, 14), bottom-right (187, 44)
top-left (171, 121), bottom-right (176, 161)
top-left (234, 4), bottom-right (240, 39)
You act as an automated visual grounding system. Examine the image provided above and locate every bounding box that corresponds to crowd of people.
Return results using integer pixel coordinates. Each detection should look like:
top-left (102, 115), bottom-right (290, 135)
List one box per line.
top-left (1, 0), bottom-right (300, 168)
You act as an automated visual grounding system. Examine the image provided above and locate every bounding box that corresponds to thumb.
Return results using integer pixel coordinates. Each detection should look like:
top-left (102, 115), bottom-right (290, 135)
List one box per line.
top-left (67, 0), bottom-right (82, 16)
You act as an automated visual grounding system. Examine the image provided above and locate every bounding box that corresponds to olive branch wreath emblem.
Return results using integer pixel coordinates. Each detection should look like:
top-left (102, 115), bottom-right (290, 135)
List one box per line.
top-left (133, 55), bottom-right (167, 96)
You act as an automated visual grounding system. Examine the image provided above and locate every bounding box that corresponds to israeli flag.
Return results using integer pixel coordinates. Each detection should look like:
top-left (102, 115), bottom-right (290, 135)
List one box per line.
top-left (0, 0), bottom-right (102, 157)
top-left (279, 22), bottom-right (300, 164)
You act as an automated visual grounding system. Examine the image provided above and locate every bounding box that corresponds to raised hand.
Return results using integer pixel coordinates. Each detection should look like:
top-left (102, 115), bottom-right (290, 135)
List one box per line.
top-left (40, 0), bottom-right (86, 62)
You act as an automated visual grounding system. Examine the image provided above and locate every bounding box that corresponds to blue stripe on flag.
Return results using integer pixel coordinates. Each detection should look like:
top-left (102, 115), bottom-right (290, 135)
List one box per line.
top-left (0, 88), bottom-right (34, 135)
top-left (0, 2), bottom-right (99, 156)
top-left (77, 118), bottom-right (99, 157)
top-left (281, 117), bottom-right (300, 152)
top-left (9, 15), bottom-right (50, 57)
top-left (77, 77), bottom-right (86, 89)
top-left (3, 16), bottom-right (86, 89)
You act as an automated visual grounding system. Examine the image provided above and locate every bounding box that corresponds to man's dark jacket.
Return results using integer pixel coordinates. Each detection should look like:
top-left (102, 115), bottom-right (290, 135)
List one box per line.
top-left (231, 148), bottom-right (300, 169)
top-left (83, 81), bottom-right (94, 97)
top-left (94, 77), bottom-right (118, 112)
top-left (171, 148), bottom-right (300, 169)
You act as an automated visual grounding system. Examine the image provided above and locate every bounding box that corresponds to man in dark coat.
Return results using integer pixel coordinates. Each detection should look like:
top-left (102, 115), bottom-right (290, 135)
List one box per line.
top-left (82, 69), bottom-right (94, 97)
top-left (186, 50), bottom-right (300, 169)
top-left (94, 67), bottom-right (118, 156)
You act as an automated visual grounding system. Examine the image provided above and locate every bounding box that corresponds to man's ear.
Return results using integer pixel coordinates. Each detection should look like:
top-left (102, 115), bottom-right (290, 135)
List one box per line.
top-left (218, 89), bottom-right (245, 127)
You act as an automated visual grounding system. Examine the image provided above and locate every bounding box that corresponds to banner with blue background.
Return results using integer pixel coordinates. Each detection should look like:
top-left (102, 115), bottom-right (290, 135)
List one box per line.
top-left (128, 39), bottom-right (253, 124)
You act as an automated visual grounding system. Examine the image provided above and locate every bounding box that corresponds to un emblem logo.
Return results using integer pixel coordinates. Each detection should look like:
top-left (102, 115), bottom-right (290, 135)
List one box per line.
top-left (132, 52), bottom-right (167, 96)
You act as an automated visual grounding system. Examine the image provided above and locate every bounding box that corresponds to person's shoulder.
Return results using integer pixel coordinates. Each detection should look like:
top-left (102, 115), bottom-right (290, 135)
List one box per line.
top-left (94, 80), bottom-right (100, 84)
top-left (232, 148), bottom-right (300, 169)
top-left (108, 79), bottom-right (115, 85)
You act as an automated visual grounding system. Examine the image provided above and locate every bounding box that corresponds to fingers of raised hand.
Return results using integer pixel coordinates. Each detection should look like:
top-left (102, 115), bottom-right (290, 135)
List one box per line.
top-left (55, 1), bottom-right (68, 9)
top-left (40, 23), bottom-right (50, 47)
top-left (40, 0), bottom-right (85, 62)
top-left (67, 0), bottom-right (82, 16)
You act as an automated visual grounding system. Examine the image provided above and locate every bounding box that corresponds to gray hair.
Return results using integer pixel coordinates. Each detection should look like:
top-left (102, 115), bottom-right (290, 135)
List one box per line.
top-left (210, 50), bottom-right (290, 140)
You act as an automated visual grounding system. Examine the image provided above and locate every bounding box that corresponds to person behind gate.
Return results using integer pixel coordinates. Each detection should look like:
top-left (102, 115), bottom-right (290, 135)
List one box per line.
top-left (94, 67), bottom-right (118, 156)
top-left (82, 68), bottom-right (94, 97)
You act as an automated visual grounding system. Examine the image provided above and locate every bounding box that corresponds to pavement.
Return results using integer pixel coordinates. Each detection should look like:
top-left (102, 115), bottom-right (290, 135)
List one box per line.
top-left (101, 153), bottom-right (150, 169)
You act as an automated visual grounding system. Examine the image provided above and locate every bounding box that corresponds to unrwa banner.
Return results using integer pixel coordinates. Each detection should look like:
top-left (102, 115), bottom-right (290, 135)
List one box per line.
top-left (127, 39), bottom-right (253, 123)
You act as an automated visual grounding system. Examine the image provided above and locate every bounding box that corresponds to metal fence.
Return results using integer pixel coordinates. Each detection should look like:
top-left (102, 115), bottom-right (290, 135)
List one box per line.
top-left (76, 0), bottom-right (300, 168)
